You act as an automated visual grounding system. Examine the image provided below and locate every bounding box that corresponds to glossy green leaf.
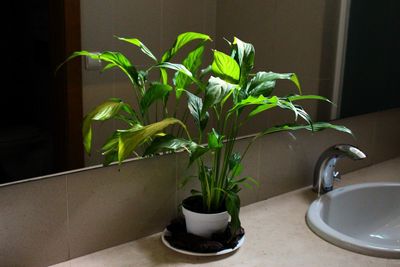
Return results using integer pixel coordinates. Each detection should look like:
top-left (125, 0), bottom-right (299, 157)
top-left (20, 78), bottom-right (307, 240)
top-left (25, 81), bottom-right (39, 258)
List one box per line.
top-left (229, 95), bottom-right (268, 113)
top-left (154, 62), bottom-right (203, 89)
top-left (245, 96), bottom-right (279, 117)
top-left (248, 97), bottom-right (313, 124)
top-left (156, 62), bottom-right (192, 76)
top-left (247, 71), bottom-right (301, 94)
top-left (186, 91), bottom-right (209, 131)
top-left (208, 128), bottom-right (223, 149)
top-left (189, 144), bottom-right (209, 166)
top-left (233, 37), bottom-right (255, 84)
top-left (140, 82), bottom-right (172, 114)
top-left (83, 99), bottom-right (135, 155)
top-left (116, 36), bottom-right (158, 62)
top-left (259, 122), bottom-right (352, 137)
top-left (228, 153), bottom-right (241, 171)
top-left (287, 94), bottom-right (331, 103)
top-left (59, 51), bottom-right (140, 86)
top-left (174, 45), bottom-right (205, 99)
top-left (160, 68), bottom-right (168, 84)
top-left (233, 176), bottom-right (259, 187)
top-left (162, 32), bottom-right (211, 62)
top-left (203, 76), bottom-right (235, 114)
top-left (231, 163), bottom-right (243, 178)
top-left (118, 118), bottom-right (187, 161)
top-left (225, 192), bottom-right (241, 234)
top-left (211, 50), bottom-right (240, 83)
top-left (143, 134), bottom-right (193, 156)
top-left (246, 71), bottom-right (277, 97)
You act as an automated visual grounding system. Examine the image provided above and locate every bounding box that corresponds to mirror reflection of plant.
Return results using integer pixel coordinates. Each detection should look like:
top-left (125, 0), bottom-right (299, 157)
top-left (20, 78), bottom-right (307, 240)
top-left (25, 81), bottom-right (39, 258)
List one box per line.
top-left (61, 32), bottom-right (351, 234)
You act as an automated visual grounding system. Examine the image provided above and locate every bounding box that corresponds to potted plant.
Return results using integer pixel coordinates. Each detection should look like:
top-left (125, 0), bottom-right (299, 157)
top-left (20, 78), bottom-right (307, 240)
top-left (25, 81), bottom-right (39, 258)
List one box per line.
top-left (60, 32), bottom-right (350, 245)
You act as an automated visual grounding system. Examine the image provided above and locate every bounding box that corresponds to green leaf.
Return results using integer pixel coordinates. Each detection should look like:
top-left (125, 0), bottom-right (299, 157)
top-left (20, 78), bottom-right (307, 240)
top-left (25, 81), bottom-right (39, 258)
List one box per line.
top-left (231, 163), bottom-right (243, 178)
top-left (233, 176), bottom-right (259, 187)
top-left (228, 153), bottom-right (241, 171)
top-left (140, 82), bottom-right (173, 114)
top-left (229, 95), bottom-right (268, 113)
top-left (189, 144), bottom-right (209, 166)
top-left (225, 192), bottom-right (241, 235)
top-left (97, 51), bottom-right (140, 86)
top-left (245, 71), bottom-right (277, 97)
top-left (116, 36), bottom-right (158, 62)
top-left (259, 122), bottom-right (352, 137)
top-left (101, 131), bottom-right (121, 153)
top-left (174, 45), bottom-right (205, 99)
top-left (233, 37), bottom-right (255, 85)
top-left (162, 32), bottom-right (211, 62)
top-left (208, 128), bottom-right (223, 149)
top-left (211, 50), bottom-right (240, 83)
top-left (287, 94), bottom-right (331, 103)
top-left (143, 134), bottom-right (193, 156)
top-left (156, 62), bottom-right (192, 77)
top-left (251, 71), bottom-right (301, 94)
top-left (248, 97), bottom-right (313, 124)
top-left (203, 76), bottom-right (235, 114)
top-left (83, 99), bottom-right (134, 154)
top-left (59, 51), bottom-right (140, 87)
top-left (186, 91), bottom-right (209, 131)
top-left (154, 62), bottom-right (204, 90)
top-left (118, 118), bottom-right (187, 161)
top-left (160, 68), bottom-right (168, 84)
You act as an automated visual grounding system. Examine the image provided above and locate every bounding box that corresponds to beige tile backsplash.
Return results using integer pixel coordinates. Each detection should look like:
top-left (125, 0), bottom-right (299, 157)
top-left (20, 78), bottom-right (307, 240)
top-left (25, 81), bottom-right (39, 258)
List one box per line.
top-left (0, 176), bottom-right (69, 267)
top-left (67, 153), bottom-right (177, 258)
top-left (0, 108), bottom-right (399, 266)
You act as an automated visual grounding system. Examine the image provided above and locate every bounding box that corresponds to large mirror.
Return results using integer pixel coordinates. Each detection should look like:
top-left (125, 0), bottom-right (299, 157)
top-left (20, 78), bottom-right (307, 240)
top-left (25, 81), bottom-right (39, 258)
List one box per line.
top-left (2, 0), bottom-right (399, 184)
top-left (338, 0), bottom-right (400, 118)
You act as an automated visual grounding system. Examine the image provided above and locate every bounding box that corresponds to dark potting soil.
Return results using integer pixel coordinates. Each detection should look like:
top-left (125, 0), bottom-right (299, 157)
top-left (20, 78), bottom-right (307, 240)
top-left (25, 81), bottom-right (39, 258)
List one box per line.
top-left (182, 195), bottom-right (226, 213)
top-left (164, 217), bottom-right (245, 253)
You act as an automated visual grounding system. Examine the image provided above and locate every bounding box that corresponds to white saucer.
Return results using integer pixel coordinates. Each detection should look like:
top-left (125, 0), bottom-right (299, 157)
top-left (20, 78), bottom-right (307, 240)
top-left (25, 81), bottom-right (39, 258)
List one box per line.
top-left (161, 229), bottom-right (245, 256)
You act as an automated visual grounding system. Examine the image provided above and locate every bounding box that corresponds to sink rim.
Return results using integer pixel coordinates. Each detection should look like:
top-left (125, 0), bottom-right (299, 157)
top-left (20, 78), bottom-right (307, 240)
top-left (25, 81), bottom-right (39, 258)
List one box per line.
top-left (306, 182), bottom-right (400, 259)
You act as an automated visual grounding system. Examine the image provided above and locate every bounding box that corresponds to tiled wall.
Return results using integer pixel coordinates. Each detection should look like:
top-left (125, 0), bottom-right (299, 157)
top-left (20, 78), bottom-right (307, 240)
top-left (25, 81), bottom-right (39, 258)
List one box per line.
top-left (80, 0), bottom-right (340, 166)
top-left (0, 108), bottom-right (399, 267)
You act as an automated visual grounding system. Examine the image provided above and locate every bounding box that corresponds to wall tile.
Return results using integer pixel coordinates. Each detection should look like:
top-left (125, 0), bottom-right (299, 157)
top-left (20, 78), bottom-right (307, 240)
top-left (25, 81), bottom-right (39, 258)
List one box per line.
top-left (216, 0), bottom-right (277, 70)
top-left (162, 0), bottom-right (205, 62)
top-left (233, 137), bottom-right (260, 206)
top-left (372, 108), bottom-right (400, 163)
top-left (67, 154), bottom-right (176, 258)
top-left (112, 0), bottom-right (162, 67)
top-left (0, 176), bottom-right (68, 267)
top-left (80, 0), bottom-right (114, 51)
top-left (273, 0), bottom-right (325, 80)
top-left (175, 151), bottom-right (201, 208)
top-left (258, 131), bottom-right (310, 200)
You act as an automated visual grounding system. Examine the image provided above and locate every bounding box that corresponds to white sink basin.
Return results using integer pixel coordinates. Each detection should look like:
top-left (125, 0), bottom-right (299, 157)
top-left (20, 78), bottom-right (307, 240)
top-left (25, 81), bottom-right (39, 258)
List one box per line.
top-left (306, 182), bottom-right (400, 258)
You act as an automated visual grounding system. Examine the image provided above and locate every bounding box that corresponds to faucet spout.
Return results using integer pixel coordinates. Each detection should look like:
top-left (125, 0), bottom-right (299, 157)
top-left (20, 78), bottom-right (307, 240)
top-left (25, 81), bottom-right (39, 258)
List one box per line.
top-left (313, 144), bottom-right (366, 194)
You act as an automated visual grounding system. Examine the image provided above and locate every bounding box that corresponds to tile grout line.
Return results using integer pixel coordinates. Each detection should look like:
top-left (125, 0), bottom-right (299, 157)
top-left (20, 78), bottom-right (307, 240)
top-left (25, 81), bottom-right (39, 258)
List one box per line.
top-left (256, 138), bottom-right (262, 202)
top-left (159, 0), bottom-right (164, 58)
top-left (65, 175), bottom-right (71, 260)
top-left (174, 154), bottom-right (178, 218)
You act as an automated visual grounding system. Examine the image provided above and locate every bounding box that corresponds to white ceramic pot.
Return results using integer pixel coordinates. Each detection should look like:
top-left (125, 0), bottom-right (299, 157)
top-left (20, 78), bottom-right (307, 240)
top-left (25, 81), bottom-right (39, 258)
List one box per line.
top-left (182, 206), bottom-right (230, 238)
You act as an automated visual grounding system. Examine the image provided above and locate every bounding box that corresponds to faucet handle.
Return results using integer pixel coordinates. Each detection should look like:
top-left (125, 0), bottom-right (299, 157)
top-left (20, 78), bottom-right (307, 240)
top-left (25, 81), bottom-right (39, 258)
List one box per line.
top-left (333, 171), bottom-right (341, 182)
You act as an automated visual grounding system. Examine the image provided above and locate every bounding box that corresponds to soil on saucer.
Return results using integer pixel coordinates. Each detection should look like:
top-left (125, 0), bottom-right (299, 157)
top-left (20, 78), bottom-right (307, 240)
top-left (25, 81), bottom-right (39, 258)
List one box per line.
top-left (164, 217), bottom-right (245, 253)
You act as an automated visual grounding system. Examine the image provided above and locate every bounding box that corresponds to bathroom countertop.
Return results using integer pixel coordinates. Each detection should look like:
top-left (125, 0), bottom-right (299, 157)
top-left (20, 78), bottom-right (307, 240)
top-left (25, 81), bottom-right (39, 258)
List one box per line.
top-left (51, 158), bottom-right (400, 267)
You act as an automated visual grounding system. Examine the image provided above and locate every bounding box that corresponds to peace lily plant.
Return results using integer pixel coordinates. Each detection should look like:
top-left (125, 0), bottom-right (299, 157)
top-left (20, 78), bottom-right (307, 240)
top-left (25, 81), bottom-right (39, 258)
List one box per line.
top-left (62, 32), bottom-right (350, 237)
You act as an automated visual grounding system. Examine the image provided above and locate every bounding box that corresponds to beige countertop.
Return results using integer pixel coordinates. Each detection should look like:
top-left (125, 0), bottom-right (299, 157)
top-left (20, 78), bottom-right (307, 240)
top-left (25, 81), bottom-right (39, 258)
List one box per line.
top-left (52, 158), bottom-right (400, 267)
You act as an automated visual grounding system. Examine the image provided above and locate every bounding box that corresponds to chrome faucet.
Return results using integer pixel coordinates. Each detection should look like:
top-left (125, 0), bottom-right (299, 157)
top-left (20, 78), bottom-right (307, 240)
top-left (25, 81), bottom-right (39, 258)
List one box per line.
top-left (313, 144), bottom-right (366, 194)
